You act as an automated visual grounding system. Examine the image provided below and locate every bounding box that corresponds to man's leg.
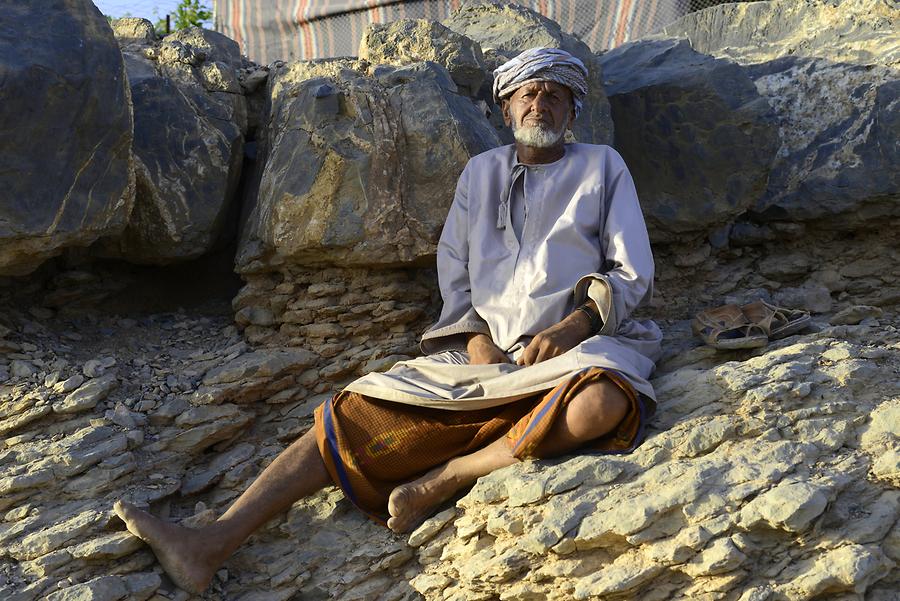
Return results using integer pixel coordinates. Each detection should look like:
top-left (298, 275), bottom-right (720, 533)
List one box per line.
top-left (387, 378), bottom-right (629, 532)
top-left (115, 428), bottom-right (330, 594)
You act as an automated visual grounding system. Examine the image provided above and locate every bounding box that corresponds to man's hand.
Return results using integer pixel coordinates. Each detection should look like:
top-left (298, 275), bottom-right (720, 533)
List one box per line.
top-left (467, 333), bottom-right (511, 365)
top-left (517, 310), bottom-right (593, 367)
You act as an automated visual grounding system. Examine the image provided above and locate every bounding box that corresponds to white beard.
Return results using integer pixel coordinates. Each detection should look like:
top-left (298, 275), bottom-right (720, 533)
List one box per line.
top-left (511, 120), bottom-right (567, 149)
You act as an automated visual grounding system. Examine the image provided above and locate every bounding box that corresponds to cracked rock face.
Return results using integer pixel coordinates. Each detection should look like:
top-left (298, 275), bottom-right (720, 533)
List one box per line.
top-left (359, 19), bottom-right (487, 97)
top-left (599, 38), bottom-right (780, 241)
top-left (101, 20), bottom-right (248, 264)
top-left (1, 1), bottom-right (898, 600)
top-left (237, 59), bottom-right (500, 270)
top-left (661, 0), bottom-right (899, 224)
top-left (0, 0), bottom-right (134, 276)
top-left (3, 285), bottom-right (894, 600)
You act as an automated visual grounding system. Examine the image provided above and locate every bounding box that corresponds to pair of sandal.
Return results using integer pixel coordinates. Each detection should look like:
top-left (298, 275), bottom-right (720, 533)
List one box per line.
top-left (692, 300), bottom-right (811, 350)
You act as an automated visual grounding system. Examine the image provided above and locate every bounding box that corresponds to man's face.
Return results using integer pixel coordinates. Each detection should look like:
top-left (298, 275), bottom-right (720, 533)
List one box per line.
top-left (501, 81), bottom-right (575, 149)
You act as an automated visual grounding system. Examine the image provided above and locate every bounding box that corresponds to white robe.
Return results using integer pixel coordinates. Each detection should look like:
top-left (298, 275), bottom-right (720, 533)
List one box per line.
top-left (345, 143), bottom-right (662, 409)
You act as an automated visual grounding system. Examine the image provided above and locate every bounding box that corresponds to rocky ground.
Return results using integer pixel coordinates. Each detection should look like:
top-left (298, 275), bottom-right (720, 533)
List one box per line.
top-left (0, 258), bottom-right (897, 600)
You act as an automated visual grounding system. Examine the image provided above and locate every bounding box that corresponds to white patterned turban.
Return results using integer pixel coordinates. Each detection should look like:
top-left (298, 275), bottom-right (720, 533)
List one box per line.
top-left (492, 47), bottom-right (588, 118)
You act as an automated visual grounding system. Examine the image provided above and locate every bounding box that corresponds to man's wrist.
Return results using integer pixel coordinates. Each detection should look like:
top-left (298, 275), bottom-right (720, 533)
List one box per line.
top-left (572, 301), bottom-right (602, 334)
top-left (466, 332), bottom-right (491, 348)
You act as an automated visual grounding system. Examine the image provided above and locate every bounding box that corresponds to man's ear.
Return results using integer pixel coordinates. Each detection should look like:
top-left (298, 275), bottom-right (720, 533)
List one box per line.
top-left (501, 99), bottom-right (511, 127)
top-left (568, 105), bottom-right (576, 129)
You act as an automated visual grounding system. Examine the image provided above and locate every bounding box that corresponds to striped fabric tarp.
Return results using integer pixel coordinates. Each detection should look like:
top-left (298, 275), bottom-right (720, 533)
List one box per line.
top-left (214, 0), bottom-right (694, 65)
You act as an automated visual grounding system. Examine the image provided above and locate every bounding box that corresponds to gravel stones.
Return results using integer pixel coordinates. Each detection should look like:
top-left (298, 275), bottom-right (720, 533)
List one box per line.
top-left (52, 375), bottom-right (118, 415)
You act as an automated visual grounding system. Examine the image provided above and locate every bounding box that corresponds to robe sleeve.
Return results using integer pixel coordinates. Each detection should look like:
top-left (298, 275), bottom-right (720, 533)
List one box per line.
top-left (420, 163), bottom-right (492, 354)
top-left (573, 149), bottom-right (654, 336)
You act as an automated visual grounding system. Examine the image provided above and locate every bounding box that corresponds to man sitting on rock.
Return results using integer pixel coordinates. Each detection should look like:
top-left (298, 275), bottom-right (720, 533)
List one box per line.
top-left (115, 47), bottom-right (662, 594)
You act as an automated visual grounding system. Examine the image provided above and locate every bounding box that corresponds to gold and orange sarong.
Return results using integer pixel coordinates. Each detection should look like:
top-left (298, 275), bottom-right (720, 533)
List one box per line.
top-left (313, 367), bottom-right (654, 521)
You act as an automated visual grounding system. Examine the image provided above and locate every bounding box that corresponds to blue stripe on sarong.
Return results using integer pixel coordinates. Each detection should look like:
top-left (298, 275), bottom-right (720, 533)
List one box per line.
top-left (323, 397), bottom-right (359, 506)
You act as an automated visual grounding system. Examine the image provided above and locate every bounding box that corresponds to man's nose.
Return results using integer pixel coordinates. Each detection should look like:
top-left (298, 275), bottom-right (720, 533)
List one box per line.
top-left (529, 93), bottom-right (551, 113)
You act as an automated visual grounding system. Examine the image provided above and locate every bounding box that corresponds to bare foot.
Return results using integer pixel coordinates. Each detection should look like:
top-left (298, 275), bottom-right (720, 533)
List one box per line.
top-left (114, 500), bottom-right (219, 594)
top-left (387, 465), bottom-right (461, 533)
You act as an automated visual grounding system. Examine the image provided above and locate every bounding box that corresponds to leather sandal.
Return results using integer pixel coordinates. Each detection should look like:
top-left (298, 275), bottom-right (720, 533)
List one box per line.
top-left (741, 300), bottom-right (811, 340)
top-left (692, 304), bottom-right (769, 350)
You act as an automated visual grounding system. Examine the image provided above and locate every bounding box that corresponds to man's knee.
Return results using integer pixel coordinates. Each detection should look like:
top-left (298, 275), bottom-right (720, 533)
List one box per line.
top-left (567, 379), bottom-right (630, 439)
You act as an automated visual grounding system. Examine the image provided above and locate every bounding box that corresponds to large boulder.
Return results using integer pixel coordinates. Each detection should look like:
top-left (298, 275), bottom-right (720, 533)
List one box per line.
top-left (359, 19), bottom-right (487, 97)
top-left (0, 0), bottom-right (133, 276)
top-left (662, 0), bottom-right (899, 224)
top-left (102, 20), bottom-right (247, 264)
top-left (237, 59), bottom-right (500, 271)
top-left (444, 0), bottom-right (614, 146)
top-left (599, 38), bottom-right (779, 241)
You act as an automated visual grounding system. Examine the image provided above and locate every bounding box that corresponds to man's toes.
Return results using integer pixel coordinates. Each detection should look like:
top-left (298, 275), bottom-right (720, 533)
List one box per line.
top-left (114, 501), bottom-right (147, 538)
top-left (386, 516), bottom-right (402, 533)
top-left (387, 485), bottom-right (412, 519)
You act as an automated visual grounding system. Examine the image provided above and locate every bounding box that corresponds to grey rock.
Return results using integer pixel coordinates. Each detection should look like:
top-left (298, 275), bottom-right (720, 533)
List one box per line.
top-left (830, 305), bottom-right (884, 326)
top-left (54, 428), bottom-right (130, 477)
top-left (360, 19), bottom-right (486, 95)
top-left (0, 0), bottom-right (133, 276)
top-left (202, 348), bottom-right (318, 385)
top-left (234, 306), bottom-right (275, 327)
top-left (10, 360), bottom-right (36, 378)
top-left (662, 0), bottom-right (900, 225)
top-left (408, 507), bottom-right (457, 548)
top-left (17, 509), bottom-right (105, 561)
top-left (773, 283), bottom-right (833, 314)
top-left (237, 59), bottom-right (499, 269)
top-left (110, 17), bottom-right (156, 48)
top-left (167, 404), bottom-right (253, 452)
top-left (43, 575), bottom-right (127, 601)
top-left (52, 374), bottom-right (118, 414)
top-left (180, 442), bottom-right (255, 495)
top-left (54, 374), bottom-right (84, 394)
top-left (105, 403), bottom-right (146, 429)
top-left (598, 38), bottom-right (778, 240)
top-left (68, 532), bottom-right (143, 560)
top-left (102, 28), bottom-right (245, 264)
top-left (123, 573), bottom-right (161, 600)
top-left (83, 357), bottom-right (115, 378)
top-left (149, 396), bottom-right (190, 425)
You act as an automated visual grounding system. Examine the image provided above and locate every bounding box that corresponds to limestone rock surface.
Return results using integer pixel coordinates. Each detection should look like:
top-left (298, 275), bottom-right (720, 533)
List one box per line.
top-left (102, 21), bottom-right (247, 264)
top-left (1, 277), bottom-right (897, 600)
top-left (0, 0), bottom-right (133, 276)
top-left (407, 323), bottom-right (900, 600)
top-left (444, 0), bottom-right (613, 146)
top-left (1, 2), bottom-right (898, 601)
top-left (237, 58), bottom-right (499, 270)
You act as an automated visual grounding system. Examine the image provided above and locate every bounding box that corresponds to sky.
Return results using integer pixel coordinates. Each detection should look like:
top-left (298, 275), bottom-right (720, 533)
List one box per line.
top-left (91, 0), bottom-right (212, 22)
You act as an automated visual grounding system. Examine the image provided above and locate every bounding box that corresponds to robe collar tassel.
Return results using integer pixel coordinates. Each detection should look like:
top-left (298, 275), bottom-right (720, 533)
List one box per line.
top-left (498, 163), bottom-right (527, 230)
